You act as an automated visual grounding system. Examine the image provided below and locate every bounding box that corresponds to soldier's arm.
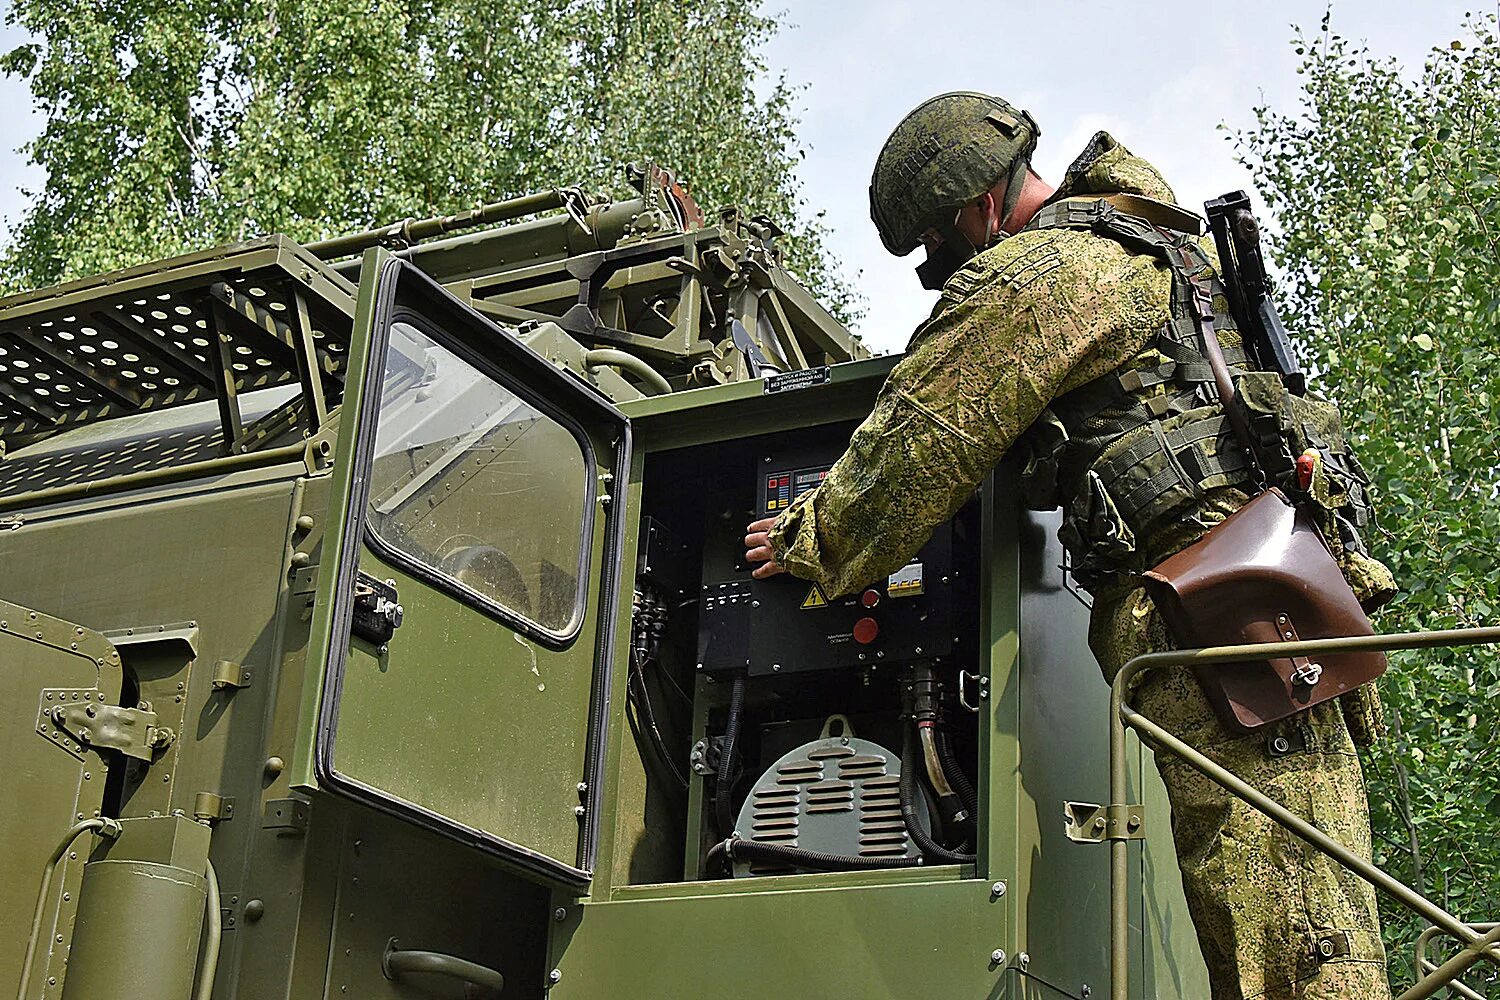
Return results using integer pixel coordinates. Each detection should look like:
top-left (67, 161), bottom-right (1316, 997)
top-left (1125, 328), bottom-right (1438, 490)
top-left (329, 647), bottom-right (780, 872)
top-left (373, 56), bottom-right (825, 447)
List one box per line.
top-left (763, 239), bottom-right (1149, 598)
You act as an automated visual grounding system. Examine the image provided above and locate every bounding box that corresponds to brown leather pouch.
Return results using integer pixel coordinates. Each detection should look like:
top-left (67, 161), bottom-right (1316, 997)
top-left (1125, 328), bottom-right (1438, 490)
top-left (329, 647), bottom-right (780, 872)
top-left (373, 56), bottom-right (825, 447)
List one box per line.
top-left (1142, 488), bottom-right (1387, 733)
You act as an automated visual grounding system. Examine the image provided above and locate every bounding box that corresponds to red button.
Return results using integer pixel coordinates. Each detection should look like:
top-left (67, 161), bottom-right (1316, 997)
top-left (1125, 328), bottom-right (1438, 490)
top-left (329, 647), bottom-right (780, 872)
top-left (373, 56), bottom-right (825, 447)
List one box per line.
top-left (853, 617), bottom-right (880, 644)
top-left (861, 589), bottom-right (881, 608)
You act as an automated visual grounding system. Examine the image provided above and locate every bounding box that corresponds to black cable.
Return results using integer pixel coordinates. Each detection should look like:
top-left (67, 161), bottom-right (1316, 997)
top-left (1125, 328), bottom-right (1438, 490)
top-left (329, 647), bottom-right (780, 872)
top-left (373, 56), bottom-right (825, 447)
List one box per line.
top-left (705, 838), bottom-right (923, 875)
top-left (628, 649), bottom-right (687, 788)
top-left (714, 673), bottom-right (747, 837)
top-left (626, 585), bottom-right (688, 790)
top-left (936, 728), bottom-right (978, 818)
top-left (901, 727), bottom-right (975, 865)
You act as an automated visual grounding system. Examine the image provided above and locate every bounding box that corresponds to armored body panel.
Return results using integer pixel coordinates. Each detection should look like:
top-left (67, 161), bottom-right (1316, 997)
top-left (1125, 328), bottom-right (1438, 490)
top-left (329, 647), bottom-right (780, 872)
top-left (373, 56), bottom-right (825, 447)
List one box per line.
top-left (0, 179), bottom-right (1206, 999)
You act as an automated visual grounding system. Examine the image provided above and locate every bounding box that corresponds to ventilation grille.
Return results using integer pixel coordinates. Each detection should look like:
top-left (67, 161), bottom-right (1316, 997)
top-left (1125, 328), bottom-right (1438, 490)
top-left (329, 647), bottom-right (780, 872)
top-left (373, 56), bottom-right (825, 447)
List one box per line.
top-left (735, 734), bottom-right (923, 876)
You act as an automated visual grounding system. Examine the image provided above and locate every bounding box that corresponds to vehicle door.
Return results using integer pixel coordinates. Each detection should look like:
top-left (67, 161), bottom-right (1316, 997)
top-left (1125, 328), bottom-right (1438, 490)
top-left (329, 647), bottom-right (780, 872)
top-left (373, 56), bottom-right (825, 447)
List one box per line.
top-left (300, 251), bottom-right (629, 889)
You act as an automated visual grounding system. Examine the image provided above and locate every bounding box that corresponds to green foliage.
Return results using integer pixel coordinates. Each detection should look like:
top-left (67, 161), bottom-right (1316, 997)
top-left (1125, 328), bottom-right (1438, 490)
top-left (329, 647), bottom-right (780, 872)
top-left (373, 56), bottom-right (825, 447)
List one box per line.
top-left (1238, 10), bottom-right (1500, 986)
top-left (0, 0), bottom-right (861, 321)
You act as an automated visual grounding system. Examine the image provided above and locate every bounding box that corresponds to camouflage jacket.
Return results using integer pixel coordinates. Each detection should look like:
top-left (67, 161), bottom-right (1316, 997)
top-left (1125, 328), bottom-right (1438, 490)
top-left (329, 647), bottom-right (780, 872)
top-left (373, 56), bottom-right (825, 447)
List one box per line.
top-left (769, 132), bottom-right (1394, 611)
top-left (769, 132), bottom-right (1188, 596)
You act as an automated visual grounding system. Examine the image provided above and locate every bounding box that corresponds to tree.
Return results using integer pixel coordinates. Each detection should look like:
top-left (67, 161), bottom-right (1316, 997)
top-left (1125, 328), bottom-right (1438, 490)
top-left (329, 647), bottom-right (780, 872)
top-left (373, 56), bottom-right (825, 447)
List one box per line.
top-left (1237, 10), bottom-right (1500, 986)
top-left (0, 0), bottom-right (861, 322)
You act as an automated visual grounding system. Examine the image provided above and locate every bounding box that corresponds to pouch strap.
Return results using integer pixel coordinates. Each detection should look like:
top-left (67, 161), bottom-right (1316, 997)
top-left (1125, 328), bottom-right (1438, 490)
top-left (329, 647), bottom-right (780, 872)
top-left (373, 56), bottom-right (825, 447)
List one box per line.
top-left (1175, 247), bottom-right (1267, 487)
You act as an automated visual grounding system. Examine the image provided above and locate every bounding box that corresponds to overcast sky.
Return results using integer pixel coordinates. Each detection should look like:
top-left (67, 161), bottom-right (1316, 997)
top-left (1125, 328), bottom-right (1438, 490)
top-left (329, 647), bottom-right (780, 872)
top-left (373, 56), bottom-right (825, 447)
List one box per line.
top-left (0, 1), bottom-right (1486, 353)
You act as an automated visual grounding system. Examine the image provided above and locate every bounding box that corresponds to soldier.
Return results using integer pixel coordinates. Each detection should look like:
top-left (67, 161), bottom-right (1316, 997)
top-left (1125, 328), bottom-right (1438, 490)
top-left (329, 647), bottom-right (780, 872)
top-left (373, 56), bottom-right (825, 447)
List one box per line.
top-left (743, 92), bottom-right (1395, 999)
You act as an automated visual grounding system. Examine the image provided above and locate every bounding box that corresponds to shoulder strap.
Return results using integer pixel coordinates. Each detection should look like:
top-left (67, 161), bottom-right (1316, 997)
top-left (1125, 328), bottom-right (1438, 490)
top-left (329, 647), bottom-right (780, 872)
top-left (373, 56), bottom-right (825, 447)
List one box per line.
top-left (1026, 195), bottom-right (1203, 236)
top-left (1179, 258), bottom-right (1265, 486)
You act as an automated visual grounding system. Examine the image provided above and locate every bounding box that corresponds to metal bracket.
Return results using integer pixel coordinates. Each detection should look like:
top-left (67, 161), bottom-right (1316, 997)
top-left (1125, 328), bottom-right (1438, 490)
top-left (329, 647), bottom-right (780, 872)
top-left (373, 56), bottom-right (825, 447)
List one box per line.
top-left (35, 688), bottom-right (102, 759)
top-left (262, 797), bottom-right (310, 834)
top-left (193, 791), bottom-right (236, 824)
top-left (290, 564), bottom-right (320, 596)
top-left (1063, 801), bottom-right (1145, 844)
top-left (212, 659), bottom-right (252, 691)
top-left (38, 690), bottom-right (173, 761)
top-left (689, 736), bottom-right (724, 776)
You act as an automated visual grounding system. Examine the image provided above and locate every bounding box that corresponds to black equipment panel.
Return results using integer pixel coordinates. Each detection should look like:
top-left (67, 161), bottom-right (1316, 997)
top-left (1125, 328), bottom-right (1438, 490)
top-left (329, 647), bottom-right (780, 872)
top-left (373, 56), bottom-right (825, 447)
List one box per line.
top-left (698, 438), bottom-right (956, 677)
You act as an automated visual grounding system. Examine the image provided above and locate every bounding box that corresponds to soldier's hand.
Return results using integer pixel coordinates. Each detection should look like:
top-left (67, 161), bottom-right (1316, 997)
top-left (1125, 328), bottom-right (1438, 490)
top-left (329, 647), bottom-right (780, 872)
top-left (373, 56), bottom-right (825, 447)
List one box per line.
top-left (744, 517), bottom-right (786, 580)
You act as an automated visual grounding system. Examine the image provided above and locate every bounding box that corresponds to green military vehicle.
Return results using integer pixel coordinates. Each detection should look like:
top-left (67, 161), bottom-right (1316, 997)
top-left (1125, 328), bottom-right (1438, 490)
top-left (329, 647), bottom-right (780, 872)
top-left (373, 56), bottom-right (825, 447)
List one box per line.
top-left (0, 165), bottom-right (1492, 1000)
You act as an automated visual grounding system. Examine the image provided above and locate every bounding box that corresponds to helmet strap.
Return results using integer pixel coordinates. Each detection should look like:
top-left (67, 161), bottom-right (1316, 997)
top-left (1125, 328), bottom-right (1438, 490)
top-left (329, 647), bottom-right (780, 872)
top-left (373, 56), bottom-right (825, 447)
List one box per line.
top-left (999, 154), bottom-right (1032, 232)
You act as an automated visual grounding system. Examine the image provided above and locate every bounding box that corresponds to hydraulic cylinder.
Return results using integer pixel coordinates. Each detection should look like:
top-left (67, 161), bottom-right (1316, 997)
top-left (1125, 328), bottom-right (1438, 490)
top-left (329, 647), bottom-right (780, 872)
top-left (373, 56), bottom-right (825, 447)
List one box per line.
top-left (61, 815), bottom-right (211, 1000)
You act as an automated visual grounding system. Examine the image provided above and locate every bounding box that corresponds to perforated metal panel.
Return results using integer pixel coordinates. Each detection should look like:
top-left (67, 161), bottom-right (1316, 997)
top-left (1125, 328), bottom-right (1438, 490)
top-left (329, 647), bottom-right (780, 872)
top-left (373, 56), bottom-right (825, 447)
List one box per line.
top-left (0, 235), bottom-right (355, 446)
top-left (0, 386), bottom-right (303, 498)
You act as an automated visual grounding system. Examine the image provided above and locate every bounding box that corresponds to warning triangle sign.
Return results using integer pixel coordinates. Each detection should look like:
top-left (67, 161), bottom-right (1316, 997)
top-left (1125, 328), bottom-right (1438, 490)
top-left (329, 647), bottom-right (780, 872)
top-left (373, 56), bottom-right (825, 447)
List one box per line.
top-left (800, 585), bottom-right (829, 610)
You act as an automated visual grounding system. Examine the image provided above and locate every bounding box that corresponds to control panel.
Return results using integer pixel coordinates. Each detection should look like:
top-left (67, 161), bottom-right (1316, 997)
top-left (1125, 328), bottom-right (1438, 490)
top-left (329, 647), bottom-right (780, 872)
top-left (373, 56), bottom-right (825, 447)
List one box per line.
top-left (697, 439), bottom-right (957, 678)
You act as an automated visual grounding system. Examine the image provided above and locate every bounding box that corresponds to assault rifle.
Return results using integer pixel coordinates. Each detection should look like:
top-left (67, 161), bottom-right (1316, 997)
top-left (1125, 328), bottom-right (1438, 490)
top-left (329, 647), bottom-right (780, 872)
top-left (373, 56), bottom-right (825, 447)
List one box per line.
top-left (1204, 191), bottom-right (1306, 395)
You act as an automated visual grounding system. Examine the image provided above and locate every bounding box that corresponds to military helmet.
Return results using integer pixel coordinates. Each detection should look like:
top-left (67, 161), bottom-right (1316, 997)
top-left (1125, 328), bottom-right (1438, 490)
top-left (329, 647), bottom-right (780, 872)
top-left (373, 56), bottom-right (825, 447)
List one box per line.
top-left (869, 92), bottom-right (1040, 256)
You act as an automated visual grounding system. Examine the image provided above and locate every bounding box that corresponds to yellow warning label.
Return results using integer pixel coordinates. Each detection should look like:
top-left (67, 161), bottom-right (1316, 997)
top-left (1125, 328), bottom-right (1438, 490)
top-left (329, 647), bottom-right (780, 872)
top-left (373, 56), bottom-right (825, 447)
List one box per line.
top-left (800, 585), bottom-right (829, 610)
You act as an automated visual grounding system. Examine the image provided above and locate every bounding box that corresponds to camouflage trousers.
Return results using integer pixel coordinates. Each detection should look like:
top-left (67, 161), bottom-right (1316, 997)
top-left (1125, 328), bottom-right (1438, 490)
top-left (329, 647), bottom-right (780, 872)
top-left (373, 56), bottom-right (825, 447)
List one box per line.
top-left (1091, 587), bottom-right (1391, 1000)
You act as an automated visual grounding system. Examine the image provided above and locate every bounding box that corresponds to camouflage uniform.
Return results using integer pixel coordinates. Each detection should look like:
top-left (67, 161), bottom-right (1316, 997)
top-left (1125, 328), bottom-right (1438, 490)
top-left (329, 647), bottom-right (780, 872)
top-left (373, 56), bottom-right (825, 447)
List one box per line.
top-left (770, 133), bottom-right (1393, 998)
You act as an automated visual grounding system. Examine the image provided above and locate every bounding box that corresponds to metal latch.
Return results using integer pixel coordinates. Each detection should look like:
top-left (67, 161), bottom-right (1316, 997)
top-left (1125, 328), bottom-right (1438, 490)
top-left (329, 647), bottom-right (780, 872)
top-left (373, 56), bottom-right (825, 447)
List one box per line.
top-left (1291, 660), bottom-right (1324, 687)
top-left (352, 573), bottom-right (403, 645)
top-left (40, 694), bottom-right (174, 761)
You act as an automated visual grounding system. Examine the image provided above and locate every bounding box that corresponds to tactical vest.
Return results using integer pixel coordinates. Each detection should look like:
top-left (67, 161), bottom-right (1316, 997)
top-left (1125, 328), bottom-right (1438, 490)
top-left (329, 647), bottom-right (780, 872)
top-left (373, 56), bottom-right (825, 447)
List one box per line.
top-left (1015, 199), bottom-right (1383, 597)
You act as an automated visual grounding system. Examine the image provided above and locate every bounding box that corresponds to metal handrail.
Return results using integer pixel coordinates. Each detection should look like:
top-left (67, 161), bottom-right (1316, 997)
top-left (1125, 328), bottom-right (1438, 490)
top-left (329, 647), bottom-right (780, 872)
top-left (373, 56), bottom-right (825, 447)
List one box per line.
top-left (1104, 626), bottom-right (1500, 1000)
top-left (1414, 923), bottom-right (1499, 1000)
top-left (15, 818), bottom-right (122, 1000)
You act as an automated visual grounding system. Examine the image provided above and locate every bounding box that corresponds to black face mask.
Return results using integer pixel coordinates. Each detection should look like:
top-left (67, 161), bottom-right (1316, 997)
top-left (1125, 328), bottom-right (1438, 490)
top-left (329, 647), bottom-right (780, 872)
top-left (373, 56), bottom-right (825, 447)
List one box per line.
top-left (914, 216), bottom-right (1009, 291)
top-left (914, 222), bottom-right (979, 290)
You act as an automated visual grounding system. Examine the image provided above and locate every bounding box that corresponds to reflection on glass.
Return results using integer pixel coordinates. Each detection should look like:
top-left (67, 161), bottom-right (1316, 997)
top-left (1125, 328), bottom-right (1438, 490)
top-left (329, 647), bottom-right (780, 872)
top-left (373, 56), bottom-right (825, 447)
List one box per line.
top-left (367, 321), bottom-right (589, 634)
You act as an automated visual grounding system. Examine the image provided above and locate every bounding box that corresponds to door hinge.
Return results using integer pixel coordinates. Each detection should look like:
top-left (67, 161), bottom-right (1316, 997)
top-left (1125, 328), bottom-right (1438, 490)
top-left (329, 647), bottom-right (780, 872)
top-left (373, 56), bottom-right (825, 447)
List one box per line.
top-left (351, 573), bottom-right (403, 645)
top-left (1063, 801), bottom-right (1145, 843)
top-left (39, 692), bottom-right (175, 761)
